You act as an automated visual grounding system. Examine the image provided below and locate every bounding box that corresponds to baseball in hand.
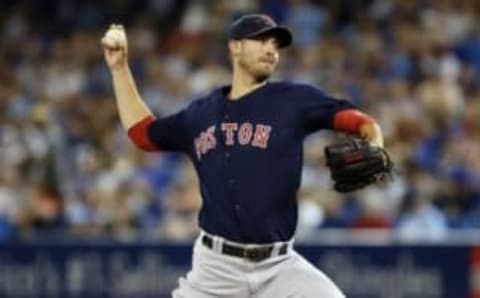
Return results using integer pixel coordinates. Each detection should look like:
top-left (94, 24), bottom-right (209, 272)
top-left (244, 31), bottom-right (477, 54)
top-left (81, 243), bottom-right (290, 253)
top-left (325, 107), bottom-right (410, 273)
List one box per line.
top-left (101, 24), bottom-right (127, 50)
top-left (102, 24), bottom-right (128, 69)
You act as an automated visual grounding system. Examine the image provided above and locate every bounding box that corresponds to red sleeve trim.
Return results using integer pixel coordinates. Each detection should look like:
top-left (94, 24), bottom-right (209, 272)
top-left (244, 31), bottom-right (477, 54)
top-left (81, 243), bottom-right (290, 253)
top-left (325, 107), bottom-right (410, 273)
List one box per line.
top-left (333, 109), bottom-right (374, 134)
top-left (127, 115), bottom-right (159, 151)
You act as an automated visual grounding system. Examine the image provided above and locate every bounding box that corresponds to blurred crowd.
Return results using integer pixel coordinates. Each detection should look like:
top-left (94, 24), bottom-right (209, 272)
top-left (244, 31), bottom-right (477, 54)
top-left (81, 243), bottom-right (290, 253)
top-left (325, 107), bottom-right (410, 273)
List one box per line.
top-left (0, 0), bottom-right (479, 242)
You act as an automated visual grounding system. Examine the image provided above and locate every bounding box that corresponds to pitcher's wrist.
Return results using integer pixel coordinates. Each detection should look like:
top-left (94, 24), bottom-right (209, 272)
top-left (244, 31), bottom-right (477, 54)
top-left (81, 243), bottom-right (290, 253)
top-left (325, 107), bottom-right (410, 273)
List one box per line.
top-left (109, 63), bottom-right (129, 74)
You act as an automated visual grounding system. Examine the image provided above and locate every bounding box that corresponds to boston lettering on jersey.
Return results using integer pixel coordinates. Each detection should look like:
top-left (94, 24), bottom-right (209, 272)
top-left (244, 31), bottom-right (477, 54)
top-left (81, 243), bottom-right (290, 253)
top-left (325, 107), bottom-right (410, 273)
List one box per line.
top-left (194, 123), bottom-right (272, 160)
top-left (144, 82), bottom-right (356, 243)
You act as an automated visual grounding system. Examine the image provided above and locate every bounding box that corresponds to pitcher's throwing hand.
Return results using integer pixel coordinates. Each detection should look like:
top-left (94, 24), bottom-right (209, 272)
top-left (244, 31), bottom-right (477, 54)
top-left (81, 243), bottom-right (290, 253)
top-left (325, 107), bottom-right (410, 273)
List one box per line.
top-left (101, 24), bottom-right (128, 70)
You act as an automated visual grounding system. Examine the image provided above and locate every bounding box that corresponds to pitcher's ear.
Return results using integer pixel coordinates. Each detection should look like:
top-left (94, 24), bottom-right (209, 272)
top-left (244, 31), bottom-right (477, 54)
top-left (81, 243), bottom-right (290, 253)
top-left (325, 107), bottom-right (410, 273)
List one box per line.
top-left (228, 40), bottom-right (241, 57)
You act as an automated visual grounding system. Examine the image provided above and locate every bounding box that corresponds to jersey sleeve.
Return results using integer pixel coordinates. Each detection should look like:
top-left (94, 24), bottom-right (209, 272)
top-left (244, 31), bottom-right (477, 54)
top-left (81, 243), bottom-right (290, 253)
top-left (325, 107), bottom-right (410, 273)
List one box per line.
top-left (146, 108), bottom-right (191, 153)
top-left (296, 84), bottom-right (357, 134)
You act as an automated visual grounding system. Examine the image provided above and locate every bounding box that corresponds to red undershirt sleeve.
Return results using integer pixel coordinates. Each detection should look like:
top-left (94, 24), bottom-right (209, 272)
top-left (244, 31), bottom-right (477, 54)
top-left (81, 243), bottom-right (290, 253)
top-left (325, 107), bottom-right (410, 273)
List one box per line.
top-left (127, 115), bottom-right (159, 151)
top-left (333, 109), bottom-right (374, 135)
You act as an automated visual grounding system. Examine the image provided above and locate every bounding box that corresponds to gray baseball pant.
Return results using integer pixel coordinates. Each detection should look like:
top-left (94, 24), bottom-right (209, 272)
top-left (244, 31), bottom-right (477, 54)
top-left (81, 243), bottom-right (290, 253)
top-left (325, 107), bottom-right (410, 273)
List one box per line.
top-left (172, 232), bottom-right (345, 298)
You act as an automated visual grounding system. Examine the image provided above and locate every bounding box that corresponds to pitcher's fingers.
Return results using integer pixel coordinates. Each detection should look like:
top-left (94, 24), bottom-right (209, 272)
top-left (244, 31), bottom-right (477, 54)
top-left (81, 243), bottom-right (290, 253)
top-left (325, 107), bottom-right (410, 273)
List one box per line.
top-left (101, 35), bottom-right (119, 49)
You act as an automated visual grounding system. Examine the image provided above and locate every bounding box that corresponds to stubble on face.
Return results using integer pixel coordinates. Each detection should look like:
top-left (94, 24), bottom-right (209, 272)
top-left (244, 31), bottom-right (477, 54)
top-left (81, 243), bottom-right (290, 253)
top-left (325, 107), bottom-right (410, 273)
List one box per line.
top-left (237, 40), bottom-right (279, 83)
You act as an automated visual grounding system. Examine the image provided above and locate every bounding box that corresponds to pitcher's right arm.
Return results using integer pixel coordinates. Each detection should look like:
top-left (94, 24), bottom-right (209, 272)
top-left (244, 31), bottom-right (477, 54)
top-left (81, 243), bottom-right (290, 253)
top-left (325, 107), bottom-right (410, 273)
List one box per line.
top-left (101, 24), bottom-right (152, 129)
top-left (101, 24), bottom-right (159, 150)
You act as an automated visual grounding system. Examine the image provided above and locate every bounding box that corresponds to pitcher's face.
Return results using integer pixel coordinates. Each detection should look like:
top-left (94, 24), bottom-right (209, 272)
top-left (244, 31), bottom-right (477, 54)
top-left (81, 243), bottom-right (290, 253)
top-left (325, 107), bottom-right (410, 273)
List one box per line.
top-left (230, 36), bottom-right (280, 82)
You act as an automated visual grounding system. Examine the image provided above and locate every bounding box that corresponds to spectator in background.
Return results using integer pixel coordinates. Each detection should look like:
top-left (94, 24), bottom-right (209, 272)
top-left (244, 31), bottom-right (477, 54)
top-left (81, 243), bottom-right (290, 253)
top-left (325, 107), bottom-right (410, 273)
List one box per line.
top-left (285, 0), bottom-right (329, 48)
top-left (395, 165), bottom-right (448, 241)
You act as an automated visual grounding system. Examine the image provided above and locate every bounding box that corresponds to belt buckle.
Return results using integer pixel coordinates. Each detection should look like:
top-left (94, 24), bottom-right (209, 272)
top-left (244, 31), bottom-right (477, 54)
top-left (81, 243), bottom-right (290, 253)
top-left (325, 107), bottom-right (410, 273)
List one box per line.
top-left (244, 247), bottom-right (270, 262)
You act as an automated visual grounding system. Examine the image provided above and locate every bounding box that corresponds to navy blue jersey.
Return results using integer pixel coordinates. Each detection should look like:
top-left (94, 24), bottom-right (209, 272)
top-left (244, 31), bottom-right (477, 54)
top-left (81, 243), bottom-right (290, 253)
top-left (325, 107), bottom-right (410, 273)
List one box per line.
top-left (147, 81), bottom-right (355, 243)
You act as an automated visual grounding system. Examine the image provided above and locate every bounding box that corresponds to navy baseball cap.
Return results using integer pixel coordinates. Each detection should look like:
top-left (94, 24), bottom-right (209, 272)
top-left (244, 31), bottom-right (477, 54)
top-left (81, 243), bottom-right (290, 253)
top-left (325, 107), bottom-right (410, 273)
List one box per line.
top-left (228, 14), bottom-right (292, 48)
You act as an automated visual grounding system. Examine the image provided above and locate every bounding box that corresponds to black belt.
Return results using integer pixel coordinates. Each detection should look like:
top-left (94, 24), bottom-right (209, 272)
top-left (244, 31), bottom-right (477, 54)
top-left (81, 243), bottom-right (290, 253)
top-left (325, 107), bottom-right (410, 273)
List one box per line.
top-left (201, 235), bottom-right (288, 262)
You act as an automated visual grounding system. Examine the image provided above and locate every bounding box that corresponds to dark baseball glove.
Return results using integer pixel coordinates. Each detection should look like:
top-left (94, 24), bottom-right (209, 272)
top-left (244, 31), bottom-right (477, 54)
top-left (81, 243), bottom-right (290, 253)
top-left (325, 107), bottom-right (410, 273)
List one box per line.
top-left (324, 138), bottom-right (393, 193)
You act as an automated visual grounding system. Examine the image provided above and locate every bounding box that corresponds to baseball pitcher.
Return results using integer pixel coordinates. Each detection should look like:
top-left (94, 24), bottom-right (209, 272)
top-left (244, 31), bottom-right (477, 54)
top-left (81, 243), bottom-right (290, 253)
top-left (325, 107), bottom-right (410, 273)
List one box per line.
top-left (102, 14), bottom-right (391, 298)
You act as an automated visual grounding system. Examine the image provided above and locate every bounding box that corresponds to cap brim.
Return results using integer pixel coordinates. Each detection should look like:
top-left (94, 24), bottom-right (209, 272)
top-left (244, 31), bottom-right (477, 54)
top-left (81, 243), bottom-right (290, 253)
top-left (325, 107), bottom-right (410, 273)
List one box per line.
top-left (245, 26), bottom-right (292, 48)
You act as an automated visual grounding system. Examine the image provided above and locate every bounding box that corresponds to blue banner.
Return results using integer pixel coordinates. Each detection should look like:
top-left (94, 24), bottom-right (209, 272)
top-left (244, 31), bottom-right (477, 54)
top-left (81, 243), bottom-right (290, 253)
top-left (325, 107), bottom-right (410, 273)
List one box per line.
top-left (0, 243), bottom-right (471, 298)
top-left (299, 246), bottom-right (469, 298)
